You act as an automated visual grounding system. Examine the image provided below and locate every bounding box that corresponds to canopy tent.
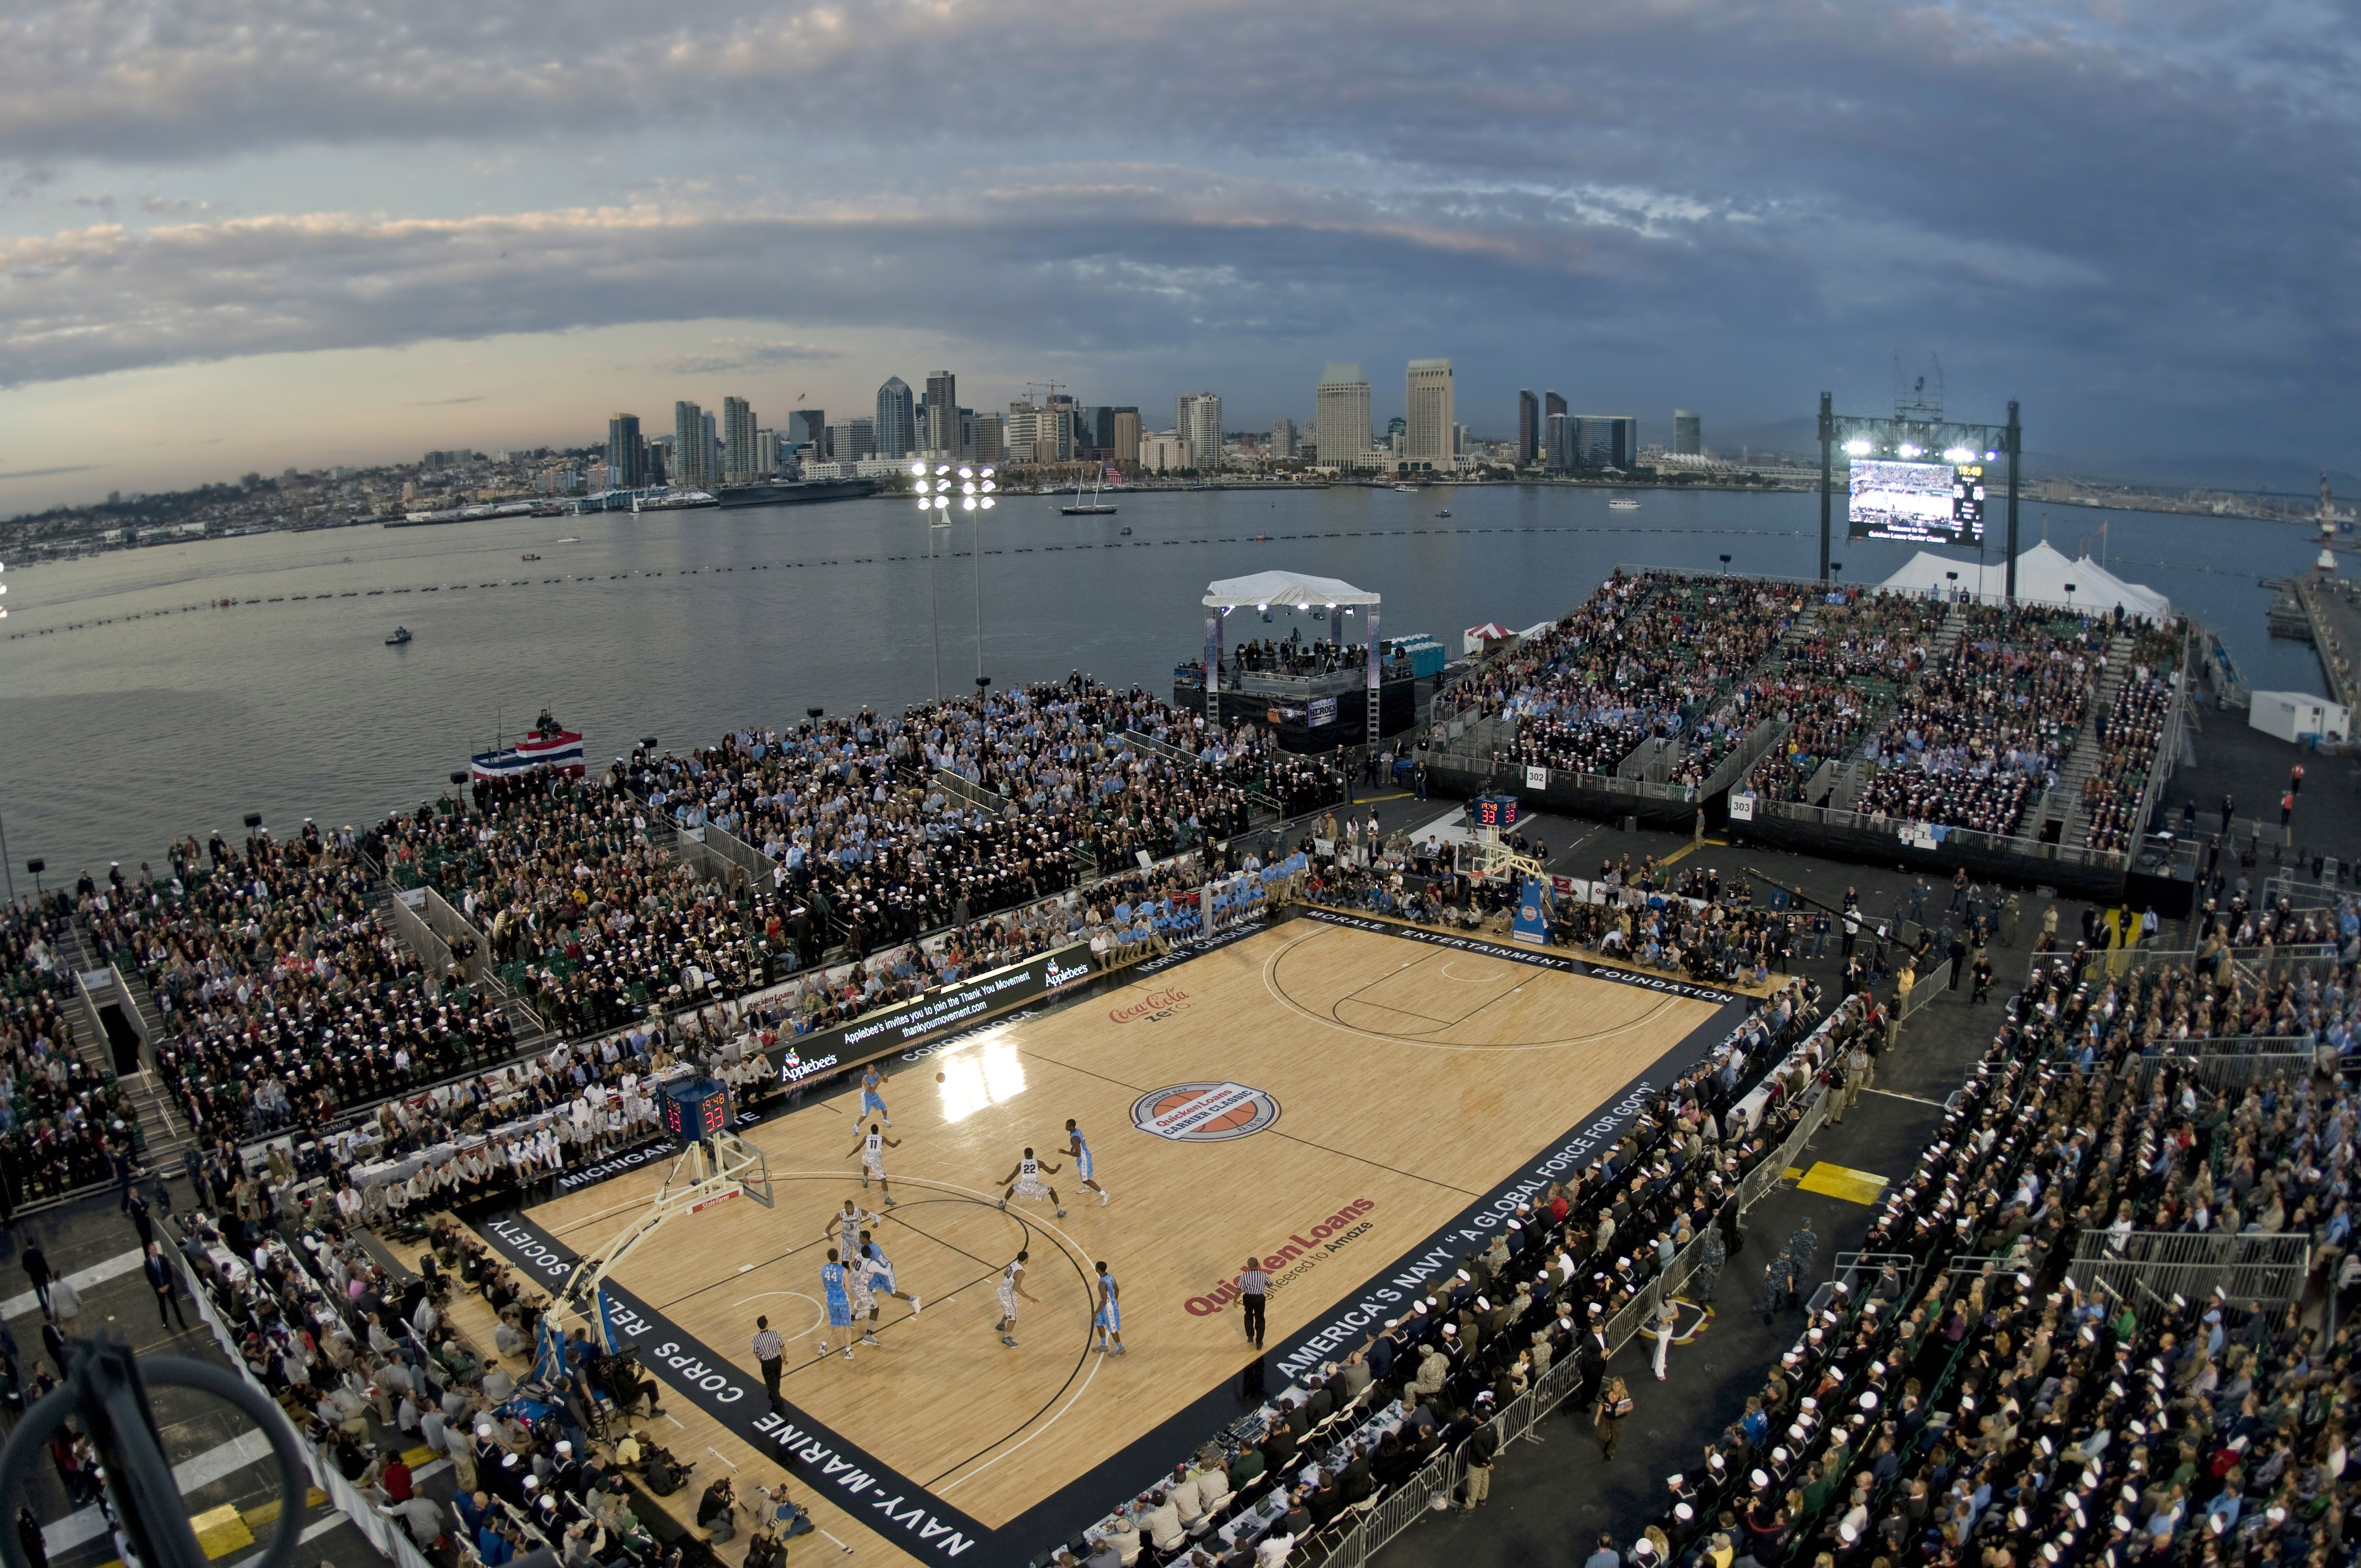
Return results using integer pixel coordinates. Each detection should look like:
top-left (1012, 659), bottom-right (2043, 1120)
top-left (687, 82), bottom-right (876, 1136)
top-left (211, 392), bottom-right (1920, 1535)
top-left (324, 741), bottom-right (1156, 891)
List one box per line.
top-left (1876, 541), bottom-right (2170, 621)
top-left (1462, 622), bottom-right (1515, 655)
top-left (1202, 570), bottom-right (1382, 611)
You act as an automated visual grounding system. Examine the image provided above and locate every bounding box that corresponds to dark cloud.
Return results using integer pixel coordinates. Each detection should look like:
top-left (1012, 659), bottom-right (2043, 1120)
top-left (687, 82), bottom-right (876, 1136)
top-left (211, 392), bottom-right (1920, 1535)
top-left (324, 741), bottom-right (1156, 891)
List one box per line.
top-left (648, 338), bottom-right (841, 375)
top-left (0, 0), bottom-right (2349, 466)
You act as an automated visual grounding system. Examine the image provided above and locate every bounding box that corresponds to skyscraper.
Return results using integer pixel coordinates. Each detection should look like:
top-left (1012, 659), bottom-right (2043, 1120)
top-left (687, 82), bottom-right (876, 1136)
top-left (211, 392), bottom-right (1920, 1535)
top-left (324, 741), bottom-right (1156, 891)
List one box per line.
top-left (1005, 399), bottom-right (1040, 464)
top-left (1404, 360), bottom-right (1454, 466)
top-left (1269, 418), bottom-right (1298, 459)
top-left (1111, 409), bottom-right (1142, 466)
top-left (1673, 410), bottom-right (1702, 455)
top-left (1544, 412), bottom-right (1573, 471)
top-left (923, 371), bottom-right (958, 457)
top-left (672, 401), bottom-right (705, 488)
top-left (722, 396), bottom-right (757, 486)
top-left (1545, 391), bottom-right (1567, 420)
top-left (1314, 364), bottom-right (1370, 467)
top-left (837, 416), bottom-right (878, 462)
top-left (876, 377), bottom-right (916, 459)
top-left (703, 410), bottom-right (721, 489)
top-left (1178, 393), bottom-right (1222, 471)
top-left (1575, 415), bottom-right (1638, 469)
top-left (787, 409), bottom-right (825, 454)
top-left (1517, 391), bottom-right (1540, 466)
top-left (606, 413), bottom-right (644, 489)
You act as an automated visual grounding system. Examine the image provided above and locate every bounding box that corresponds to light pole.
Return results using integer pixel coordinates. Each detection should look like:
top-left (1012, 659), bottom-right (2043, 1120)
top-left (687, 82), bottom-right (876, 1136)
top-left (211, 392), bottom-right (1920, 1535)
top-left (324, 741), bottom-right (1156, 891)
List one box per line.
top-left (911, 462), bottom-right (993, 699)
top-left (963, 465), bottom-right (995, 685)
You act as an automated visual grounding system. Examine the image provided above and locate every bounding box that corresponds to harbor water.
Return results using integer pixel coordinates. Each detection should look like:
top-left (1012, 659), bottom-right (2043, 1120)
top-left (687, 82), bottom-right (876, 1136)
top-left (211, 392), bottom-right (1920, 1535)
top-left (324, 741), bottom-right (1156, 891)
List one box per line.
top-left (0, 483), bottom-right (2329, 878)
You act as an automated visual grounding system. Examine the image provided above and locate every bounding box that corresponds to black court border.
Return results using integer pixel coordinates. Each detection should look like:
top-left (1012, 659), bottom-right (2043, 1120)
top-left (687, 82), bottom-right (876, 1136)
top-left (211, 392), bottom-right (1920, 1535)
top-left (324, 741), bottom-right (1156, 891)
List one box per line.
top-left (474, 912), bottom-right (1749, 1568)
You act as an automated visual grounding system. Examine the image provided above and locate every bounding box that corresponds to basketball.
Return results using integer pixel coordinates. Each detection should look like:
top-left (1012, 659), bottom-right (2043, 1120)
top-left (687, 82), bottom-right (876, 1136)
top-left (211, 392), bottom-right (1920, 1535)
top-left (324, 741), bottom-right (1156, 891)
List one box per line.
top-left (937, 1071), bottom-right (946, 1082)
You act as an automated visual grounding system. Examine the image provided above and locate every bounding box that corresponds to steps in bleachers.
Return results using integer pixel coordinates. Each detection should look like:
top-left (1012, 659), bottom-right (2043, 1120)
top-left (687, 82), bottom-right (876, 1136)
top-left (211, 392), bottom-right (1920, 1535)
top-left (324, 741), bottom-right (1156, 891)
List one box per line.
top-left (2050, 631), bottom-right (2134, 849)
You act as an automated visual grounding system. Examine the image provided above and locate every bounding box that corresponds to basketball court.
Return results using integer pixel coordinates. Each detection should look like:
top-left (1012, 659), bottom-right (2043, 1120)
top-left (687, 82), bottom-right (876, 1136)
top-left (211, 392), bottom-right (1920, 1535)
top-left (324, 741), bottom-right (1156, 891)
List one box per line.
top-left (469, 913), bottom-right (1742, 1568)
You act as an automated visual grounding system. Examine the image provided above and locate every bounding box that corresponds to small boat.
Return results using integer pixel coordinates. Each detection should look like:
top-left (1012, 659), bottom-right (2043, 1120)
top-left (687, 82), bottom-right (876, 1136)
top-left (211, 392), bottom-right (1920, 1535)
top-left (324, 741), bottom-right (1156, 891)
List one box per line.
top-left (386, 627), bottom-right (413, 646)
top-left (1436, 508), bottom-right (1451, 518)
top-left (521, 552), bottom-right (542, 562)
top-left (1393, 483), bottom-right (1415, 493)
top-left (1609, 497), bottom-right (1640, 511)
top-left (556, 536), bottom-right (580, 544)
top-left (1119, 526), bottom-right (1133, 535)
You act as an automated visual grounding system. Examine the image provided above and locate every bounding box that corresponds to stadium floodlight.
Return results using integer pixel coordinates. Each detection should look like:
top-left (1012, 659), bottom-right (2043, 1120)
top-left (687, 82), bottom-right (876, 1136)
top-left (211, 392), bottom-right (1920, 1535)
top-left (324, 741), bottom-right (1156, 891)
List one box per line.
top-left (1843, 438), bottom-right (1874, 458)
top-left (1896, 443), bottom-right (1923, 459)
top-left (1942, 446), bottom-right (1977, 464)
top-left (909, 462), bottom-right (926, 476)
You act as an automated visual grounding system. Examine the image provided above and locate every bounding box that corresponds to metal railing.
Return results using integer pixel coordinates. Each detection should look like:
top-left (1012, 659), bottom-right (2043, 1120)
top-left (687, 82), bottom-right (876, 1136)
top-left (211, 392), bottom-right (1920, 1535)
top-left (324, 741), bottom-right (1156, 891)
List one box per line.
top-left (2069, 1228), bottom-right (2313, 1308)
top-left (1758, 796), bottom-right (2132, 874)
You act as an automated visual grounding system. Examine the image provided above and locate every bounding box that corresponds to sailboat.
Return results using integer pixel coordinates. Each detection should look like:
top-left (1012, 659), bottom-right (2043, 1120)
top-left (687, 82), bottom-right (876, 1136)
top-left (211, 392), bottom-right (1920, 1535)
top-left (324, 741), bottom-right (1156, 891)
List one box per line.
top-left (1060, 472), bottom-right (1118, 515)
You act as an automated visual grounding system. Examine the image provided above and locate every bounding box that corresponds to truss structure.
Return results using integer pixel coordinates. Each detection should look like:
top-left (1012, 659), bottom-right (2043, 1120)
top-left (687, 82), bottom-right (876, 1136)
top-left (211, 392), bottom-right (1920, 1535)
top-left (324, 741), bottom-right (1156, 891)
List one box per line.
top-left (557, 1130), bottom-right (773, 1349)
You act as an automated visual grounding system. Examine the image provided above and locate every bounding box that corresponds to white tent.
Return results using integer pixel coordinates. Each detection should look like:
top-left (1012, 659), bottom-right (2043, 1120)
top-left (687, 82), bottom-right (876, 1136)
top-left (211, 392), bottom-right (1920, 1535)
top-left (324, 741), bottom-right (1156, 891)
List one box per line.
top-left (1876, 541), bottom-right (2170, 620)
top-left (1202, 570), bottom-right (1381, 611)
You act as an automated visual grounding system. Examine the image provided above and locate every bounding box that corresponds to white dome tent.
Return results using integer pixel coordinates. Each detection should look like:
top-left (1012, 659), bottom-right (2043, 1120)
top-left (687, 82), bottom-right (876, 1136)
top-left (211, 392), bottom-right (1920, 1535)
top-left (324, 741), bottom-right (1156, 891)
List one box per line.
top-left (1876, 541), bottom-right (2170, 621)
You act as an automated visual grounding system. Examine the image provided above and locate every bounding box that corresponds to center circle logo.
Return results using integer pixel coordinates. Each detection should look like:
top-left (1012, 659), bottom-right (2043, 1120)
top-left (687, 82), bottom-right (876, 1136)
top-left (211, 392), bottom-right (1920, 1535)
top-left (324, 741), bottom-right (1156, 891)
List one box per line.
top-left (1130, 1081), bottom-right (1281, 1142)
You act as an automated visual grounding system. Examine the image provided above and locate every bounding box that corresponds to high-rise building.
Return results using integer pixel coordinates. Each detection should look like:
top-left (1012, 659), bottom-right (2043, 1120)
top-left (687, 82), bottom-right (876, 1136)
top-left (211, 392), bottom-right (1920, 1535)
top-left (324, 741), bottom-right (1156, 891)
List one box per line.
top-left (1544, 412), bottom-right (1573, 471)
top-left (1517, 391), bottom-right (1540, 466)
top-left (876, 377), bottom-right (916, 459)
top-left (838, 417), bottom-right (877, 462)
top-left (1139, 432), bottom-right (1189, 473)
top-left (1111, 409), bottom-right (1142, 466)
top-left (1006, 399), bottom-right (1040, 464)
top-left (1575, 415), bottom-right (1638, 470)
top-left (1545, 391), bottom-right (1567, 420)
top-left (722, 396), bottom-right (757, 486)
top-left (1269, 418), bottom-right (1298, 459)
top-left (671, 401), bottom-right (705, 488)
top-left (787, 409), bottom-right (826, 454)
top-left (606, 413), bottom-right (644, 489)
top-left (1404, 359), bottom-right (1454, 466)
top-left (1177, 393), bottom-right (1222, 472)
top-left (1673, 410), bottom-right (1702, 455)
top-left (756, 429), bottom-right (783, 476)
top-left (923, 371), bottom-right (958, 456)
top-left (1314, 364), bottom-right (1370, 467)
top-left (971, 412), bottom-right (1003, 463)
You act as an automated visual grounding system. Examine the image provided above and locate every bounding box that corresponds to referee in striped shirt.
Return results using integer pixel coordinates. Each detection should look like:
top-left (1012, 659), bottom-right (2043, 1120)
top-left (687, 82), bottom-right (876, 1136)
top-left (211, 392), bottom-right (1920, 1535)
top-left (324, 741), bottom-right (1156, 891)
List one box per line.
top-left (1233, 1259), bottom-right (1270, 1349)
top-left (753, 1316), bottom-right (785, 1411)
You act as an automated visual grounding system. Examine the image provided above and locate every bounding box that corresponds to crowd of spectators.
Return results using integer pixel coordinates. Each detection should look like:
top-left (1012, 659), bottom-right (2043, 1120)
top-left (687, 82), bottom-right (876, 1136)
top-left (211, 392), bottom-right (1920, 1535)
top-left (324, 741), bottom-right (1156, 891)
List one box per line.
top-left (1054, 978), bottom-right (1837, 1568)
top-left (1739, 592), bottom-right (1949, 805)
top-left (1614, 936), bottom-right (2358, 1568)
top-left (378, 777), bottom-right (765, 1037)
top-left (1853, 606), bottom-right (2109, 836)
top-left (74, 823), bottom-right (519, 1142)
top-left (1462, 573), bottom-right (1798, 783)
top-left (165, 1135), bottom-right (796, 1568)
top-left (0, 895), bottom-right (142, 1201)
top-left (2080, 627), bottom-right (2185, 853)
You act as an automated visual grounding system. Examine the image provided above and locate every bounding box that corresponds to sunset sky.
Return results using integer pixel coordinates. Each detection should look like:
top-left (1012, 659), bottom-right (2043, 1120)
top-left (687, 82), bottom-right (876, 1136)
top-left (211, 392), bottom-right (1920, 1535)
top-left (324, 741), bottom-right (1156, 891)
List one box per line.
top-left (1, 0), bottom-right (2351, 508)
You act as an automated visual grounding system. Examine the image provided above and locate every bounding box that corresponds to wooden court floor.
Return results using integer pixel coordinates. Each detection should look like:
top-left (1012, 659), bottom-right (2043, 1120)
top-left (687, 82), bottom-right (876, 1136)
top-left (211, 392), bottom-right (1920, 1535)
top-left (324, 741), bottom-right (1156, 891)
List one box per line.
top-left (491, 920), bottom-right (1722, 1553)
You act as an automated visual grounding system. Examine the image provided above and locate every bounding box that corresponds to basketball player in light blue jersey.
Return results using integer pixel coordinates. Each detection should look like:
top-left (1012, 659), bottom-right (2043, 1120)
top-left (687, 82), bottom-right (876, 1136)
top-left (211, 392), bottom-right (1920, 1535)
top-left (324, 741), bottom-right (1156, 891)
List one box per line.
top-left (854, 1064), bottom-right (890, 1131)
top-left (858, 1233), bottom-right (921, 1327)
top-left (1093, 1260), bottom-right (1125, 1355)
top-left (818, 1249), bottom-right (855, 1360)
top-left (1066, 1118), bottom-right (1110, 1205)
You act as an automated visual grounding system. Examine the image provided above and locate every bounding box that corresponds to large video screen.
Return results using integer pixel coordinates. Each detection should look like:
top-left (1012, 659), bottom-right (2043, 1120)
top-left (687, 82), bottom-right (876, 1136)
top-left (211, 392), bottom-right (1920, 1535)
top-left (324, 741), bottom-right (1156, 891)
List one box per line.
top-left (1849, 459), bottom-right (1987, 545)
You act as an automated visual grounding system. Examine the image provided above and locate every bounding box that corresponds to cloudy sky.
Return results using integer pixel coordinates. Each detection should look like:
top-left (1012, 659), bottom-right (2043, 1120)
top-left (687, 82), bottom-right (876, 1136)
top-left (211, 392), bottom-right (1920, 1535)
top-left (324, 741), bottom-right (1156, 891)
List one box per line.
top-left (0, 0), bottom-right (2352, 508)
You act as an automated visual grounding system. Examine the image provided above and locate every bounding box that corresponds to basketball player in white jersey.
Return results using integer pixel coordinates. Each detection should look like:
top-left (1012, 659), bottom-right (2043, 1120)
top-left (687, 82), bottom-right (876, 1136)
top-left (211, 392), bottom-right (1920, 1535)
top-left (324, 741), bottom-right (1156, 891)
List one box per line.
top-left (858, 1232), bottom-right (921, 1325)
top-left (844, 1237), bottom-right (881, 1346)
top-left (993, 1249), bottom-right (1036, 1348)
top-left (1092, 1260), bottom-right (1125, 1355)
top-left (998, 1147), bottom-right (1065, 1219)
top-left (828, 1197), bottom-right (884, 1260)
top-left (844, 1123), bottom-right (902, 1206)
top-left (1065, 1118), bottom-right (1109, 1206)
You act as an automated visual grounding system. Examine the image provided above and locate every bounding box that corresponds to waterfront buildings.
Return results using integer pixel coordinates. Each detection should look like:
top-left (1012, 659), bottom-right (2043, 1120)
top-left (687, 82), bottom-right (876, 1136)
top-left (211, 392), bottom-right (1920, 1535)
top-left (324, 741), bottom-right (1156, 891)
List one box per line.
top-left (605, 413), bottom-right (645, 489)
top-left (672, 401), bottom-right (709, 489)
top-left (1405, 360), bottom-right (1454, 467)
top-left (1518, 390), bottom-right (1540, 466)
top-left (1575, 414), bottom-right (1638, 470)
top-left (1674, 410), bottom-right (1702, 456)
top-left (1314, 365), bottom-right (1371, 468)
top-left (923, 370), bottom-right (958, 458)
top-left (876, 377), bottom-right (915, 459)
top-left (722, 396), bottom-right (757, 486)
top-left (1177, 394), bottom-right (1222, 472)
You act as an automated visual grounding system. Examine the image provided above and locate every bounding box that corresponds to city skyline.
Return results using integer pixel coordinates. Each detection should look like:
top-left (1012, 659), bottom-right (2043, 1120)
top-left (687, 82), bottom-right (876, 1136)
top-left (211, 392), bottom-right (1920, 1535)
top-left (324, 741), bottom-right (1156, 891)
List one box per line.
top-left (0, 0), bottom-right (2349, 510)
